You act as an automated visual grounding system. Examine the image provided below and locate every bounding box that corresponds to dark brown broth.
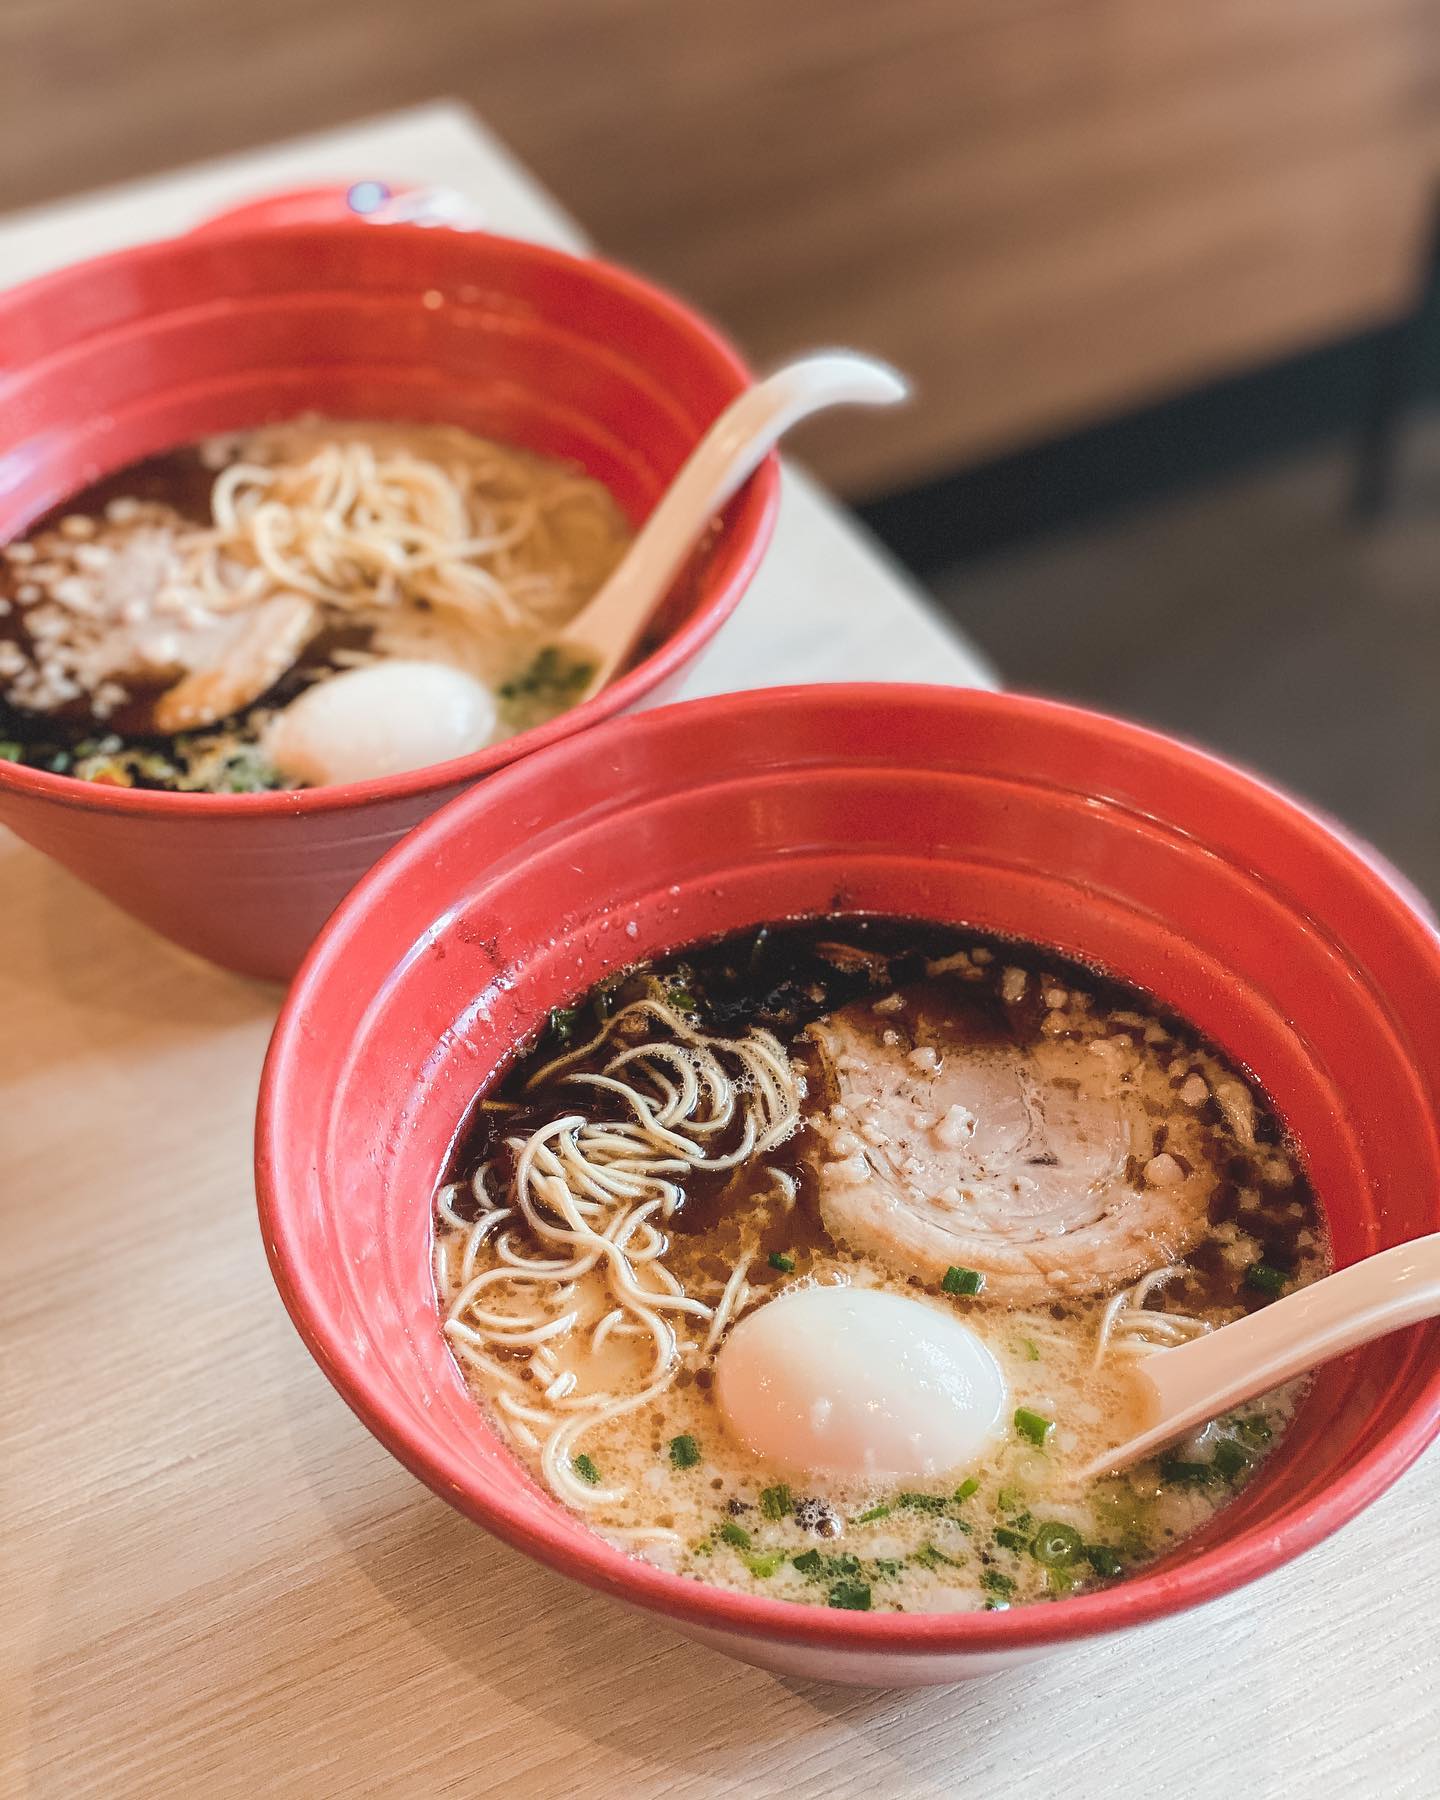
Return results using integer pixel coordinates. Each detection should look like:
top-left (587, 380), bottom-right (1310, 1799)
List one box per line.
top-left (445, 916), bottom-right (1321, 1324)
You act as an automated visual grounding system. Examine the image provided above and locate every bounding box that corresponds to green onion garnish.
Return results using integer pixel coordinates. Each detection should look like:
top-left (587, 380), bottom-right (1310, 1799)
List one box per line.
top-left (912, 1543), bottom-right (962, 1570)
top-left (691, 1539), bottom-right (713, 1557)
top-left (667, 986), bottom-right (697, 1013)
top-left (1021, 1338), bottom-right (1041, 1362)
top-left (768, 1252), bottom-right (796, 1273)
top-left (1030, 1521), bottom-right (1084, 1568)
top-left (896, 1491), bottom-right (947, 1514)
top-left (872, 1557), bottom-right (905, 1579)
top-left (1212, 1439), bottom-right (1252, 1481)
top-left (719, 1521), bottom-right (752, 1549)
top-left (996, 1485), bottom-right (1024, 1513)
top-left (981, 1569), bottom-right (1015, 1597)
top-left (1245, 1261), bottom-right (1288, 1297)
top-left (827, 1580), bottom-right (872, 1611)
top-left (668, 1434), bottom-right (701, 1469)
top-left (856, 1503), bottom-right (892, 1524)
top-left (942, 1265), bottom-right (984, 1296)
top-left (953, 1478), bottom-right (980, 1502)
top-left (793, 1549), bottom-right (862, 1580)
top-left (1014, 1407), bottom-right (1054, 1447)
top-left (1159, 1457), bottom-right (1218, 1487)
top-left (573, 1453), bottom-right (600, 1485)
top-left (744, 1550), bottom-right (786, 1578)
top-left (1045, 1563), bottom-right (1075, 1595)
top-left (994, 1527), bottom-right (1030, 1553)
top-left (1084, 1544), bottom-right (1124, 1579)
top-left (760, 1483), bottom-right (793, 1520)
top-left (549, 1004), bottom-right (581, 1042)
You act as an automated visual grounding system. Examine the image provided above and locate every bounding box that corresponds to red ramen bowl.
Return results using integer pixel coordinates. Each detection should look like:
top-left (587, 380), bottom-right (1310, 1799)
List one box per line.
top-left (257, 684), bottom-right (1440, 1685)
top-left (0, 191), bottom-right (778, 980)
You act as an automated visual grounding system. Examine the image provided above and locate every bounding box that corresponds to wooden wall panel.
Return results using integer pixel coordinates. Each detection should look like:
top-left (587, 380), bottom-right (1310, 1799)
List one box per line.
top-left (1, 0), bottom-right (1436, 495)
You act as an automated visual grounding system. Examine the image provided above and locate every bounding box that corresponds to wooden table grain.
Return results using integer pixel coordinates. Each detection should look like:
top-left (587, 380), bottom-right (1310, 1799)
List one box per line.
top-left (2, 107), bottom-right (1437, 1800)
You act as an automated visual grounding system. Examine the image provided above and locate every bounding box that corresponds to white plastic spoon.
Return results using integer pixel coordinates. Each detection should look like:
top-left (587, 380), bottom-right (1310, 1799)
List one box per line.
top-left (1078, 1232), bottom-right (1440, 1480)
top-left (550, 351), bottom-right (908, 701)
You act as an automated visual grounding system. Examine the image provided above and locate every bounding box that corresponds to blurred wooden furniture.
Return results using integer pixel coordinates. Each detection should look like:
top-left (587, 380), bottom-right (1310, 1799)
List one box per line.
top-left (4, 3), bottom-right (1438, 494)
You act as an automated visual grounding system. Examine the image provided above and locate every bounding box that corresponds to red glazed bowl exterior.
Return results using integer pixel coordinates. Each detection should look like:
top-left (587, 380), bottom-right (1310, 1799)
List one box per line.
top-left (256, 684), bottom-right (1440, 1685)
top-left (0, 209), bottom-right (778, 980)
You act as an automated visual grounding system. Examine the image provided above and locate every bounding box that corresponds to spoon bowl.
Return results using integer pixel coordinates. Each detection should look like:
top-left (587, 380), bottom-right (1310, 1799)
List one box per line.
top-left (1079, 1233), bottom-right (1440, 1480)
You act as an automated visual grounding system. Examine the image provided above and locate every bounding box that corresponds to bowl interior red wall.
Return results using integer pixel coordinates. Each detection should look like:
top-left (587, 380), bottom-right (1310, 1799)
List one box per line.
top-left (266, 687), bottom-right (1440, 1625)
top-left (0, 222), bottom-right (738, 544)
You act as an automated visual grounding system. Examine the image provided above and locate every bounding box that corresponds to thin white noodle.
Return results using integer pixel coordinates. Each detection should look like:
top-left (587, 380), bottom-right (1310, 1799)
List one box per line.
top-left (436, 991), bottom-right (805, 1508)
top-left (1094, 1265), bottom-right (1211, 1368)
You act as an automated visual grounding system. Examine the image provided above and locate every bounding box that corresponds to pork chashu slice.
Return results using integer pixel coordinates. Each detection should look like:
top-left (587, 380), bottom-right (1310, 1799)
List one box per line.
top-left (808, 1004), bottom-right (1214, 1305)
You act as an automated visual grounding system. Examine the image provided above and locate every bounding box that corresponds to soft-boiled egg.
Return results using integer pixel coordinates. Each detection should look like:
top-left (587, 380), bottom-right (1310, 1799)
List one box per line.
top-left (714, 1285), bottom-right (1007, 1484)
top-left (265, 659), bottom-right (496, 787)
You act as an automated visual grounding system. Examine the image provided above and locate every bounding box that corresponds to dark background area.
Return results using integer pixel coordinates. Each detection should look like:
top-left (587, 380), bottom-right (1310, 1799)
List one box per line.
top-left (863, 295), bottom-right (1440, 899)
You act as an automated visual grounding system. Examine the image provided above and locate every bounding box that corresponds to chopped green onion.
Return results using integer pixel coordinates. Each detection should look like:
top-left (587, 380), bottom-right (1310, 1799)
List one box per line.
top-left (1084, 1545), bottom-right (1124, 1579)
top-left (827, 1580), bottom-right (872, 1611)
top-left (1021, 1338), bottom-right (1041, 1362)
top-left (996, 1486), bottom-right (1025, 1513)
top-left (1014, 1407), bottom-right (1054, 1447)
top-left (872, 1557), bottom-right (905, 1579)
top-left (499, 646), bottom-right (594, 701)
top-left (549, 1004), bottom-right (581, 1042)
top-left (1045, 1564), bottom-right (1074, 1595)
top-left (1159, 1457), bottom-right (1218, 1487)
top-left (719, 1521), bottom-right (752, 1550)
top-left (981, 1569), bottom-right (1015, 1597)
top-left (994, 1527), bottom-right (1030, 1553)
top-left (953, 1478), bottom-right (980, 1502)
top-left (912, 1543), bottom-right (962, 1570)
top-left (856, 1503), bottom-right (892, 1524)
top-left (691, 1539), bottom-right (713, 1557)
top-left (1212, 1439), bottom-right (1253, 1481)
top-left (1245, 1261), bottom-right (1288, 1297)
top-left (744, 1550), bottom-right (786, 1578)
top-left (668, 1434), bottom-right (701, 1469)
top-left (760, 1483), bottom-right (793, 1520)
top-left (768, 1252), bottom-right (796, 1273)
top-left (573, 1453), bottom-right (600, 1485)
top-left (667, 986), bottom-right (697, 1013)
top-left (942, 1266), bottom-right (984, 1297)
top-left (793, 1548), bottom-right (865, 1581)
top-left (1030, 1521), bottom-right (1084, 1568)
top-left (1233, 1414), bottom-right (1273, 1446)
top-left (896, 1491), bottom-right (947, 1514)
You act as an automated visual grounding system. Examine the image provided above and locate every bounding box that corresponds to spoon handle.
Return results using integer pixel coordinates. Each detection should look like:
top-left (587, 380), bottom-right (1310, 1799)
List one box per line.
top-left (1082, 1233), bottom-right (1440, 1477)
top-left (557, 351), bottom-right (908, 696)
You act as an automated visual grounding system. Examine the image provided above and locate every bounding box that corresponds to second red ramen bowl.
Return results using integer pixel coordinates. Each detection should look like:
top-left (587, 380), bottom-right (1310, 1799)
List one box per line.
top-left (0, 193), bottom-right (778, 980)
top-left (257, 684), bottom-right (1440, 1686)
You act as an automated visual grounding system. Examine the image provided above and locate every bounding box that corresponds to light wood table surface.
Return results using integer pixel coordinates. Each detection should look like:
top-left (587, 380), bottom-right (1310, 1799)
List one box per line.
top-left (2, 105), bottom-right (1436, 1800)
